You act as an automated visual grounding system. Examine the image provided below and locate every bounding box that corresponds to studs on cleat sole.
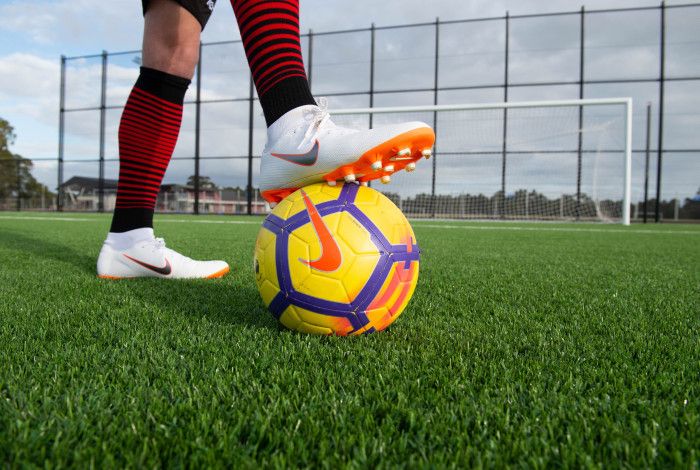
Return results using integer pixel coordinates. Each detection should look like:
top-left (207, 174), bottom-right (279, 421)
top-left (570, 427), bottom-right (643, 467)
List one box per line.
top-left (422, 149), bottom-right (432, 159)
top-left (361, 181), bottom-right (369, 187)
top-left (319, 127), bottom-right (435, 190)
top-left (391, 148), bottom-right (413, 162)
top-left (327, 180), bottom-right (337, 186)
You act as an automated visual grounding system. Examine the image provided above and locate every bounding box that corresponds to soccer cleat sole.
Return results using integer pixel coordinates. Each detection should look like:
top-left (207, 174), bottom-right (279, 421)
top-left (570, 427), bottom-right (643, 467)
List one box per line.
top-left (97, 265), bottom-right (230, 280)
top-left (261, 127), bottom-right (435, 204)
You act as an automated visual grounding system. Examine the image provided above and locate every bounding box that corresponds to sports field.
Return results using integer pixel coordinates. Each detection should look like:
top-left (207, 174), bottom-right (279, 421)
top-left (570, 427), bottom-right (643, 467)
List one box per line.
top-left (0, 213), bottom-right (698, 467)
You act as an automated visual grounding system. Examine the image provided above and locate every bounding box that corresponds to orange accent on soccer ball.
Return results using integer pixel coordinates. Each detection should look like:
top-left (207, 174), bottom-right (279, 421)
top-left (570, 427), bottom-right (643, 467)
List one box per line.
top-left (298, 189), bottom-right (342, 272)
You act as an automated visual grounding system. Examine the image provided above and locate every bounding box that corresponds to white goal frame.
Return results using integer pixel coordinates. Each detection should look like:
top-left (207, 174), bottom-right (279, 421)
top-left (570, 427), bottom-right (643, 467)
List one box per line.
top-left (332, 98), bottom-right (633, 225)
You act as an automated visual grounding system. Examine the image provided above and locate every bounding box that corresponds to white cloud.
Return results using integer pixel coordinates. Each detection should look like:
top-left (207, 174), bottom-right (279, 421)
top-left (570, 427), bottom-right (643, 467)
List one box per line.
top-left (0, 0), bottom-right (141, 50)
top-left (0, 53), bottom-right (58, 112)
top-left (0, 53), bottom-right (60, 160)
top-left (0, 6), bottom-right (56, 44)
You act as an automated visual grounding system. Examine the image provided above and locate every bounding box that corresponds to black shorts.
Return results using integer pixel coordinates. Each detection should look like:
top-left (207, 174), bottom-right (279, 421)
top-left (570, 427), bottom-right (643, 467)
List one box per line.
top-left (142, 0), bottom-right (217, 30)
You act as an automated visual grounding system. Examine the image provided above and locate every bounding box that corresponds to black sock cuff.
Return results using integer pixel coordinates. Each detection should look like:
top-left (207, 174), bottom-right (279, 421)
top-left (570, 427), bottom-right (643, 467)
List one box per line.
top-left (259, 76), bottom-right (316, 126)
top-left (110, 208), bottom-right (154, 233)
top-left (135, 66), bottom-right (191, 104)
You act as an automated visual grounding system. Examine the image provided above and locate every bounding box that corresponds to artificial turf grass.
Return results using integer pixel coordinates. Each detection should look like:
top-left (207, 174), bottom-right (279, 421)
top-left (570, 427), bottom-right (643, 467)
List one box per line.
top-left (0, 214), bottom-right (698, 467)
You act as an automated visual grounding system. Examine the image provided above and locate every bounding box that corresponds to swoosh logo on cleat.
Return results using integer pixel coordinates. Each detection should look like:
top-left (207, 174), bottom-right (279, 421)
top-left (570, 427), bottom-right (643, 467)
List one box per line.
top-left (298, 189), bottom-right (342, 272)
top-left (123, 254), bottom-right (172, 275)
top-left (271, 140), bottom-right (319, 166)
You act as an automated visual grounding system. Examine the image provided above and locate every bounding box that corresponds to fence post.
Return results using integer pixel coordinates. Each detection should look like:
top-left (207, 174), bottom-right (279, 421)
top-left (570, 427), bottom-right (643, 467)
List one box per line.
top-left (369, 23), bottom-right (376, 129)
top-left (643, 102), bottom-right (652, 223)
top-left (576, 6), bottom-right (585, 220)
top-left (15, 159), bottom-right (21, 211)
top-left (58, 55), bottom-right (66, 212)
top-left (500, 12), bottom-right (510, 219)
top-left (307, 29), bottom-right (313, 88)
top-left (194, 42), bottom-right (202, 215)
top-left (430, 17), bottom-right (440, 218)
top-left (674, 198), bottom-right (679, 220)
top-left (98, 50), bottom-right (108, 213)
top-left (246, 74), bottom-right (255, 215)
top-left (655, 1), bottom-right (665, 223)
top-left (364, 24), bottom-right (376, 189)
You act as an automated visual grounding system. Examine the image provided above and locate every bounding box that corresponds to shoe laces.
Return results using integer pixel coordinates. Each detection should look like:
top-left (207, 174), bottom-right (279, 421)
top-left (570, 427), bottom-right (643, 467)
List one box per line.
top-left (300, 97), bottom-right (331, 149)
top-left (150, 237), bottom-right (195, 263)
top-left (153, 238), bottom-right (166, 251)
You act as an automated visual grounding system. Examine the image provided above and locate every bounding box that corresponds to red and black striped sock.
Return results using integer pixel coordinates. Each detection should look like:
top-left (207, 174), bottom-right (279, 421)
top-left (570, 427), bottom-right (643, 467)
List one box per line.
top-left (230, 0), bottom-right (315, 126)
top-left (110, 67), bottom-right (190, 233)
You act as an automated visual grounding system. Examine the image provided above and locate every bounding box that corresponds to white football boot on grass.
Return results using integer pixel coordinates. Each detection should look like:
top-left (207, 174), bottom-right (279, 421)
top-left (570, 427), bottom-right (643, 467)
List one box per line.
top-left (259, 98), bottom-right (435, 205)
top-left (96, 228), bottom-right (229, 279)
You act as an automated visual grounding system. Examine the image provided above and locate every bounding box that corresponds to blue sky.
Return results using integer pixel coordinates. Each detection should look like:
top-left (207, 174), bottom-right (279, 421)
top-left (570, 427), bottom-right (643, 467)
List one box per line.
top-left (1, 0), bottom-right (698, 201)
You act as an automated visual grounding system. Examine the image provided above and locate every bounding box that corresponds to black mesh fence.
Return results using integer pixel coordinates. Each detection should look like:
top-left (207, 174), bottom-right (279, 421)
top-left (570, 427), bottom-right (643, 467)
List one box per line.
top-left (4, 3), bottom-right (699, 221)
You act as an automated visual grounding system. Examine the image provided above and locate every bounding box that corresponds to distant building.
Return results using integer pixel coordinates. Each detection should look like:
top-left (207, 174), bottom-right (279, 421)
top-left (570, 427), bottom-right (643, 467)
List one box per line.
top-left (157, 184), bottom-right (266, 214)
top-left (59, 176), bottom-right (266, 214)
top-left (59, 176), bottom-right (118, 211)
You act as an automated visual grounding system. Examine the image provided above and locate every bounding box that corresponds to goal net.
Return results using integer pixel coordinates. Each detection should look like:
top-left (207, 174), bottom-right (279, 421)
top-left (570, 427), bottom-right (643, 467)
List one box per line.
top-left (331, 98), bottom-right (632, 225)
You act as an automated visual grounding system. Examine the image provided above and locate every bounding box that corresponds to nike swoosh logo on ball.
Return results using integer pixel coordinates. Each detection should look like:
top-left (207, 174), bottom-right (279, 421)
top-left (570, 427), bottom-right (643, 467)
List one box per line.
top-left (123, 254), bottom-right (172, 275)
top-left (271, 140), bottom-right (319, 166)
top-left (298, 189), bottom-right (342, 272)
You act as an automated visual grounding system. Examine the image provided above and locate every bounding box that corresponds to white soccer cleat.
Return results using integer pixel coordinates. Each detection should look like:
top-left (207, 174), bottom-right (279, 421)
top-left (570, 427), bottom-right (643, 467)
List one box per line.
top-left (259, 98), bottom-right (435, 204)
top-left (96, 229), bottom-right (229, 280)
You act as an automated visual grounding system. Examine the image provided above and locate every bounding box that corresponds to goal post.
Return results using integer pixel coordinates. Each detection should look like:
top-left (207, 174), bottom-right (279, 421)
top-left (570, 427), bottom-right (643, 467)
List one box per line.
top-left (331, 98), bottom-right (633, 225)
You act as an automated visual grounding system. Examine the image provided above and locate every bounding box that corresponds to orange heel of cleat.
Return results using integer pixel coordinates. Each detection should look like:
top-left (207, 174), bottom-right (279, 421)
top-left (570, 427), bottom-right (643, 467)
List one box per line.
top-left (206, 266), bottom-right (230, 279)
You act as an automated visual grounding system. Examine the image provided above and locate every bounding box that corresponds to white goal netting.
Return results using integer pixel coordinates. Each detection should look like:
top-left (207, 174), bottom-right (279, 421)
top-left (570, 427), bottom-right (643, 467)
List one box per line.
top-left (331, 99), bottom-right (632, 224)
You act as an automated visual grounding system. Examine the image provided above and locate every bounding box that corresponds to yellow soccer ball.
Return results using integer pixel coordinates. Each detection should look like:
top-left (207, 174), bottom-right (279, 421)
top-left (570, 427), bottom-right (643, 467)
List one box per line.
top-left (254, 183), bottom-right (420, 336)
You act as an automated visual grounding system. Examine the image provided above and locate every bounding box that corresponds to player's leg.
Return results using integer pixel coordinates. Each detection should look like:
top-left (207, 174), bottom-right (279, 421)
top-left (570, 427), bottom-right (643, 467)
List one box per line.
top-left (98, 0), bottom-right (228, 279)
top-left (141, 0), bottom-right (203, 79)
top-left (229, 0), bottom-right (435, 205)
